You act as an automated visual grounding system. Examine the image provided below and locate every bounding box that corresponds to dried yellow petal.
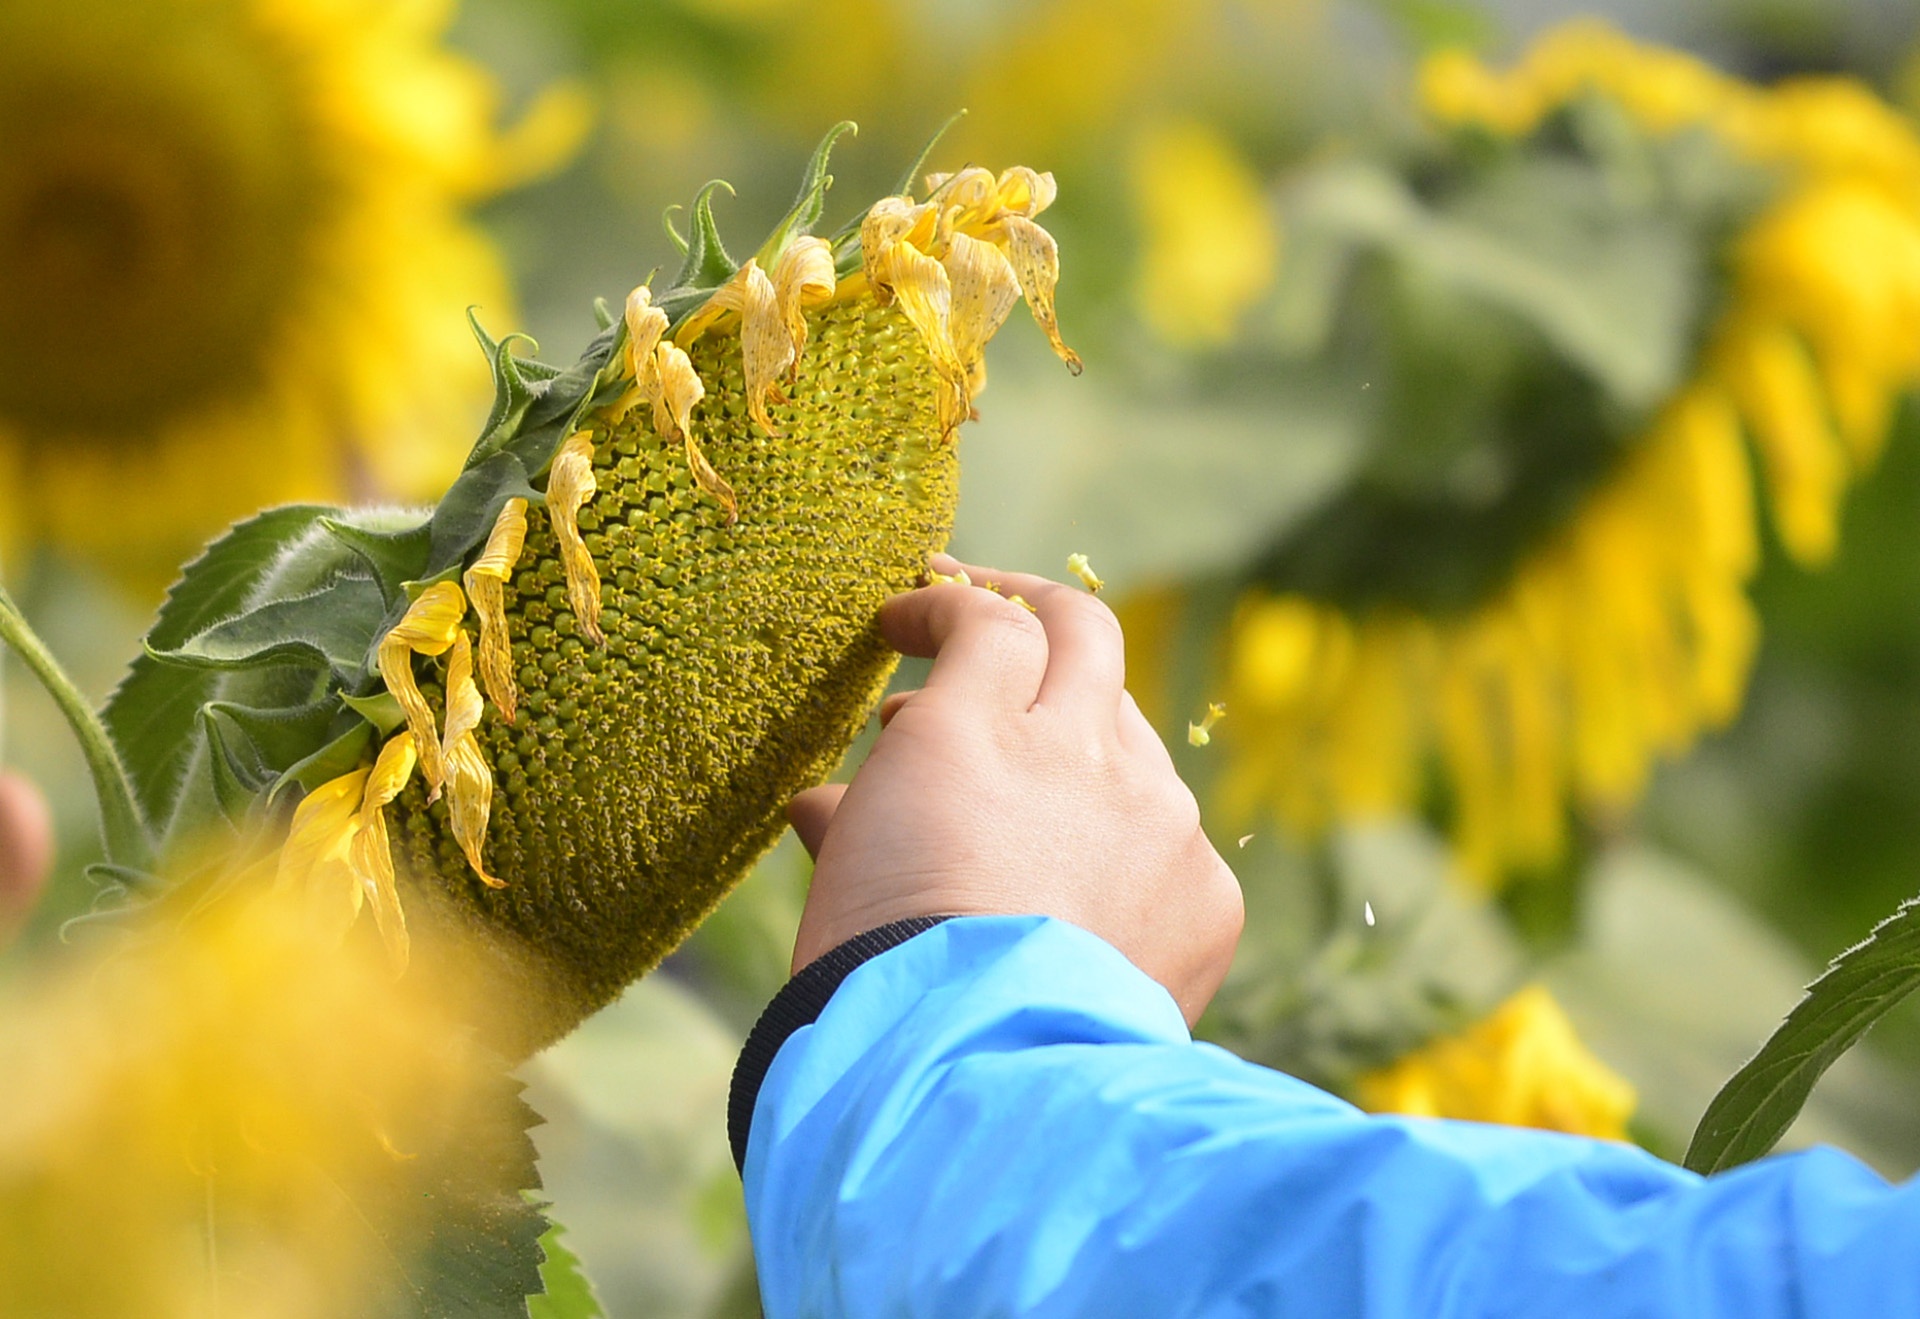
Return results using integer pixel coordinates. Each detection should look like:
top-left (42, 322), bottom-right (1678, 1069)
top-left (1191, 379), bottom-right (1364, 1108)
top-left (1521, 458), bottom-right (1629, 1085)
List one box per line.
top-left (377, 580), bottom-right (467, 796)
top-left (772, 235), bottom-right (836, 371)
top-left (736, 262), bottom-right (790, 435)
top-left (649, 339), bottom-right (737, 523)
top-left (624, 284), bottom-right (669, 384)
top-left (437, 630), bottom-right (503, 887)
top-left (944, 231), bottom-right (1022, 395)
top-left (1000, 214), bottom-right (1083, 374)
top-left (462, 497), bottom-right (528, 723)
top-left (546, 431), bottom-right (605, 645)
top-left (350, 734), bottom-right (418, 976)
top-left (445, 735), bottom-right (502, 890)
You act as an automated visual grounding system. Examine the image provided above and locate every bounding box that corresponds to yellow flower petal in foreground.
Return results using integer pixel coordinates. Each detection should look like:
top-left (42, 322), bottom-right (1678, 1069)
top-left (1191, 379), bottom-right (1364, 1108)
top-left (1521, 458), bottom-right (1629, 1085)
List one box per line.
top-left (462, 497), bottom-right (530, 723)
top-left (376, 580), bottom-right (468, 794)
top-left (1357, 985), bottom-right (1636, 1139)
top-left (546, 431), bottom-right (606, 644)
top-left (350, 734), bottom-right (419, 975)
top-left (773, 235), bottom-right (838, 370)
top-left (440, 632), bottom-right (502, 888)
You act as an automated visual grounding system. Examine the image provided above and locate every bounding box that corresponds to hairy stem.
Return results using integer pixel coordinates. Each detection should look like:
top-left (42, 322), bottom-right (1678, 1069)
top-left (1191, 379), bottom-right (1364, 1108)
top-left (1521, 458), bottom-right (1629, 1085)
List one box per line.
top-left (0, 586), bottom-right (153, 872)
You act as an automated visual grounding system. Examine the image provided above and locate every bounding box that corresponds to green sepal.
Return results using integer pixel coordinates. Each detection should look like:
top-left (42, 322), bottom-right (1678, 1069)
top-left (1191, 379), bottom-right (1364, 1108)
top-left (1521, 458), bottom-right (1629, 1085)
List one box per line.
top-left (143, 573), bottom-right (388, 681)
top-left (591, 296), bottom-right (616, 331)
top-left (270, 719), bottom-right (377, 803)
top-left (469, 312), bottom-right (554, 469)
top-left (105, 505), bottom-right (341, 836)
top-left (426, 452), bottom-right (544, 580)
top-left (671, 179), bottom-right (739, 289)
top-left (320, 516), bottom-right (434, 607)
top-left (199, 697), bottom-right (351, 814)
top-left (1685, 893), bottom-right (1920, 1174)
top-left (827, 109), bottom-right (965, 250)
top-left (341, 690), bottom-right (407, 735)
top-left (755, 120), bottom-right (857, 268)
top-left (662, 203), bottom-right (690, 256)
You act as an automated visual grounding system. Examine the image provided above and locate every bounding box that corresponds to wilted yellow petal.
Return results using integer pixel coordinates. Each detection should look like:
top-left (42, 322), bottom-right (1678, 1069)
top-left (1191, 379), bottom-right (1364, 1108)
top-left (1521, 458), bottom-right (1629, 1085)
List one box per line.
top-left (462, 497), bottom-right (528, 723)
top-left (444, 735), bottom-right (502, 889)
top-left (943, 231), bottom-right (1023, 392)
top-left (996, 166), bottom-right (1057, 217)
top-left (623, 285), bottom-right (669, 385)
top-left (773, 235), bottom-right (836, 370)
top-left (1000, 214), bottom-right (1083, 374)
top-left (546, 431), bottom-right (605, 645)
top-left (860, 197), bottom-right (922, 304)
top-left (350, 734), bottom-right (418, 977)
top-left (376, 580), bottom-right (466, 796)
top-left (440, 631), bottom-right (484, 752)
top-left (735, 261), bottom-right (791, 435)
top-left (647, 339), bottom-right (737, 524)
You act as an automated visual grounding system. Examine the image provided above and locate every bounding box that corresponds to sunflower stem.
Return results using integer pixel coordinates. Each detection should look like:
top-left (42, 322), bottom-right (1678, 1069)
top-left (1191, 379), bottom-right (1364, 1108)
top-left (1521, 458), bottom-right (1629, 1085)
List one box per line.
top-left (0, 585), bottom-right (153, 872)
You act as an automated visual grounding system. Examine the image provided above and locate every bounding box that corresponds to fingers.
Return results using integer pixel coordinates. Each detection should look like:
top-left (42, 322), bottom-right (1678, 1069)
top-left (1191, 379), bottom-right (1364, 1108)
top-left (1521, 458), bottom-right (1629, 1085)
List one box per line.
top-left (787, 783), bottom-right (848, 860)
top-left (879, 564), bottom-right (1050, 712)
top-left (936, 557), bottom-right (1124, 719)
top-left (881, 554), bottom-right (1124, 720)
top-left (0, 773), bottom-right (52, 946)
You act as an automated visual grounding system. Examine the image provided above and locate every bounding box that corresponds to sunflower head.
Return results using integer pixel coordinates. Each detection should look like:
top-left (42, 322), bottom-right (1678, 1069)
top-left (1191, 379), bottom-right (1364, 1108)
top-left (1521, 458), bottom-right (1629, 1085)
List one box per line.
top-left (103, 126), bottom-right (1078, 1053)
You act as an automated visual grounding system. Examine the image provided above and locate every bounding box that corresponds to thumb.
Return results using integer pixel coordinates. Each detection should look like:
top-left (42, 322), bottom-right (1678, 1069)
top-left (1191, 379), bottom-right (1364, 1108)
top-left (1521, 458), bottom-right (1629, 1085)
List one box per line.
top-left (787, 783), bottom-right (848, 860)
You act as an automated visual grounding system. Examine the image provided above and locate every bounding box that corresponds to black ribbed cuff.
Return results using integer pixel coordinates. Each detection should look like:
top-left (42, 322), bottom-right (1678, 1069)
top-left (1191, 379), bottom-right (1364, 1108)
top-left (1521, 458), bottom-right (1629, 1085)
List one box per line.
top-left (727, 916), bottom-right (954, 1175)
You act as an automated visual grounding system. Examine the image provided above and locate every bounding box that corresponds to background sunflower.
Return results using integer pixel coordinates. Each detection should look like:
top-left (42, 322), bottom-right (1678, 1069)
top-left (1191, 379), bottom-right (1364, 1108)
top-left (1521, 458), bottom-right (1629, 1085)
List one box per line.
top-left (0, 0), bottom-right (587, 588)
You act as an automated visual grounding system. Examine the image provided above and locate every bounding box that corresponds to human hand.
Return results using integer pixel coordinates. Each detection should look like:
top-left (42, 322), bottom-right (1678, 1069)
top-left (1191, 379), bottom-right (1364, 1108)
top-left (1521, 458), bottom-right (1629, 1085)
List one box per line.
top-left (787, 556), bottom-right (1243, 1025)
top-left (0, 771), bottom-right (53, 946)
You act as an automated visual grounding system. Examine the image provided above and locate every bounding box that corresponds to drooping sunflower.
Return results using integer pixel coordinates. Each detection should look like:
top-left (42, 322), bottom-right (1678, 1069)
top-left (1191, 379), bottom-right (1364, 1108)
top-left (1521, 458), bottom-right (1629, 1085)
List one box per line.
top-left (1147, 22), bottom-right (1920, 883)
top-left (0, 0), bottom-right (586, 585)
top-left (97, 129), bottom-right (1078, 1054)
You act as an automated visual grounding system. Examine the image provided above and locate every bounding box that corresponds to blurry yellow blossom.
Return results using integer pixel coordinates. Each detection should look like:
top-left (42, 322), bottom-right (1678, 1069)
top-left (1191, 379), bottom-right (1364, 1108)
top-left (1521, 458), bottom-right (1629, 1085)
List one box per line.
top-left (1181, 23), bottom-right (1920, 883)
top-left (1357, 985), bottom-right (1636, 1139)
top-left (1132, 121), bottom-right (1281, 346)
top-left (0, 0), bottom-right (587, 588)
top-left (0, 889), bottom-right (526, 1316)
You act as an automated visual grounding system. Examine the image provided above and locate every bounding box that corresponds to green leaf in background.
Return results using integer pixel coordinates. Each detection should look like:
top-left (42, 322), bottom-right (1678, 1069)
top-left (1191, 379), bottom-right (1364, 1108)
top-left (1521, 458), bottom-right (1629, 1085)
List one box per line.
top-left (1685, 893), bottom-right (1920, 1175)
top-left (530, 1219), bottom-right (608, 1319)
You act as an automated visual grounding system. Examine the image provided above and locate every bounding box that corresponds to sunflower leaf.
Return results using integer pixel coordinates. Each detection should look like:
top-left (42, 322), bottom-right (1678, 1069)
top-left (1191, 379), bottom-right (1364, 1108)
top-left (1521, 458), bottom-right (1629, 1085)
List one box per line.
top-left (403, 1074), bottom-right (553, 1318)
top-left (527, 1217), bottom-right (607, 1318)
top-left (148, 573), bottom-right (388, 680)
top-left (1684, 894), bottom-right (1920, 1175)
top-left (104, 506), bottom-right (339, 835)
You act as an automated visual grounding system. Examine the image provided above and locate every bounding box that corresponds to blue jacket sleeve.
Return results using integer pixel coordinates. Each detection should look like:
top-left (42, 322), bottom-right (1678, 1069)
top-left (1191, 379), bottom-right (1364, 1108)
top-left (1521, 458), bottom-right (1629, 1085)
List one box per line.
top-left (740, 915), bottom-right (1920, 1318)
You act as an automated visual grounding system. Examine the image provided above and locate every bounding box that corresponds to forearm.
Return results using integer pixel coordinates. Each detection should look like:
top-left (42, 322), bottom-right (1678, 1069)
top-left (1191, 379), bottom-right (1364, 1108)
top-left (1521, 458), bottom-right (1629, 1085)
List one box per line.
top-left (737, 917), bottom-right (1920, 1318)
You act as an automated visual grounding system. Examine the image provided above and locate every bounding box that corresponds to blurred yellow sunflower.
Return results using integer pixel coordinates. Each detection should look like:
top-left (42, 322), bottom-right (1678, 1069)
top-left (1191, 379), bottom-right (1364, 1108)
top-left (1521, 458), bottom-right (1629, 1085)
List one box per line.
top-left (0, 0), bottom-right (587, 586)
top-left (1357, 984), bottom-right (1636, 1139)
top-left (1204, 23), bottom-right (1920, 882)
